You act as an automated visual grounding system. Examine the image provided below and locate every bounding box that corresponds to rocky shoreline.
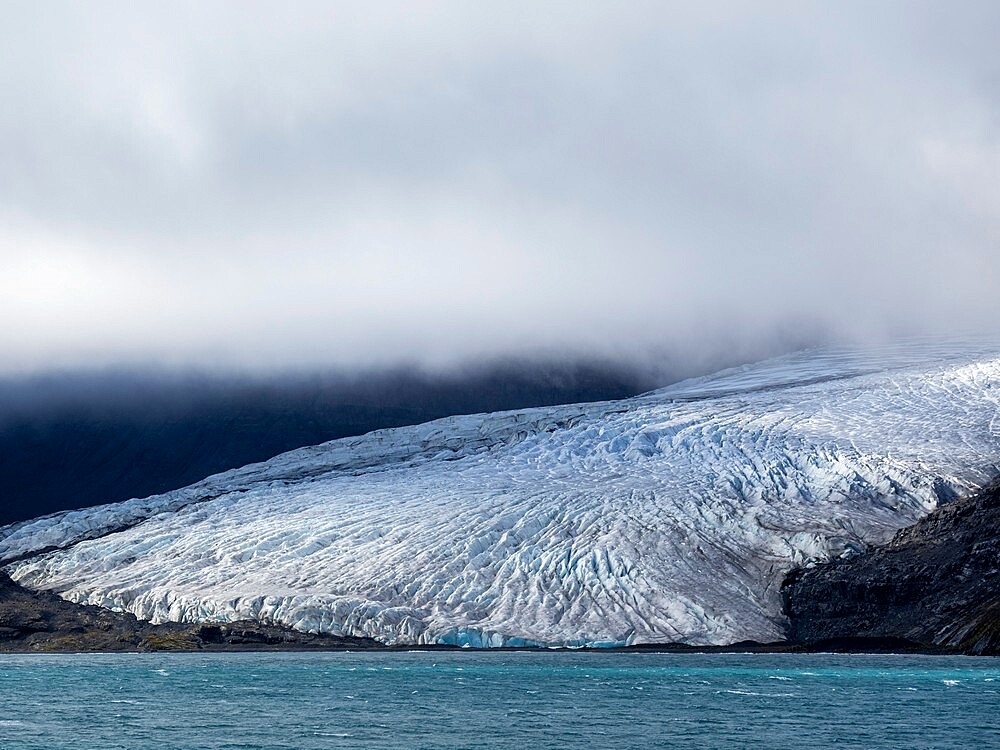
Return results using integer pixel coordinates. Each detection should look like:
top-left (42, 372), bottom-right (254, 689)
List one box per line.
top-left (0, 571), bottom-right (382, 652)
top-left (0, 566), bottom-right (990, 654)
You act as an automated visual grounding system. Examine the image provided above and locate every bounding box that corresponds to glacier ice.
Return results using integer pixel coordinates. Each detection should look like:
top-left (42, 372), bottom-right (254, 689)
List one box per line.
top-left (3, 338), bottom-right (1000, 647)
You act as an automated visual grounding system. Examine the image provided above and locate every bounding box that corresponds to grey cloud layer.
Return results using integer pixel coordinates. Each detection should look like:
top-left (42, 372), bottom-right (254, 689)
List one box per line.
top-left (2, 1), bottom-right (999, 370)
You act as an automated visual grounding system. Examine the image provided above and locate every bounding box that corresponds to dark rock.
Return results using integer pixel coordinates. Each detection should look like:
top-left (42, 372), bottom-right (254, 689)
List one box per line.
top-left (783, 479), bottom-right (1000, 655)
top-left (196, 624), bottom-right (224, 643)
top-left (0, 571), bottom-right (384, 652)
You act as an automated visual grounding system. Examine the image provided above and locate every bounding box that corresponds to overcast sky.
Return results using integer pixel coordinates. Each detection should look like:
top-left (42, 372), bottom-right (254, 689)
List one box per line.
top-left (2, 1), bottom-right (999, 373)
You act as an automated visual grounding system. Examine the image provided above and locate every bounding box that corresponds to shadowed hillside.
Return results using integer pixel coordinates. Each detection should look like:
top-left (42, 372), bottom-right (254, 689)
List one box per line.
top-left (783, 479), bottom-right (1000, 655)
top-left (0, 360), bottom-right (654, 526)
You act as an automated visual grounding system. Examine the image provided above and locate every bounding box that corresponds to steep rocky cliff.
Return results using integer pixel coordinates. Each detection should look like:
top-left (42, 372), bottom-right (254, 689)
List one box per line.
top-left (783, 480), bottom-right (1000, 655)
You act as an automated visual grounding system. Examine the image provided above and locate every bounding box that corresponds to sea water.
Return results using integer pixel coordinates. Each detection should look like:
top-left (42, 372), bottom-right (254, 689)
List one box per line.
top-left (0, 651), bottom-right (997, 749)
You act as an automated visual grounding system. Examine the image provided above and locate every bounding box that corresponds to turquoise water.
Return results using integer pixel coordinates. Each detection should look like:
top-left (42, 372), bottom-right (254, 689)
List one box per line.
top-left (0, 652), bottom-right (997, 749)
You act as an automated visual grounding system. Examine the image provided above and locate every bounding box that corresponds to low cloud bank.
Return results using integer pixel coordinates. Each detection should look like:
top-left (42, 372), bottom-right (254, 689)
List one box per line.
top-left (2, 3), bottom-right (999, 372)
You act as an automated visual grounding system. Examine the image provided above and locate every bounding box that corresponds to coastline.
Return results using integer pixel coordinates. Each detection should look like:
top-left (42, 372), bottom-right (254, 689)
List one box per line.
top-left (0, 570), bottom-right (994, 657)
top-left (4, 480), bottom-right (997, 657)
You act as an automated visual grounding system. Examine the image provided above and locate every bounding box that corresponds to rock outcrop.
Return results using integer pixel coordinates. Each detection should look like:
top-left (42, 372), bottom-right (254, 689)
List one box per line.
top-left (0, 571), bottom-right (380, 652)
top-left (782, 480), bottom-right (1000, 655)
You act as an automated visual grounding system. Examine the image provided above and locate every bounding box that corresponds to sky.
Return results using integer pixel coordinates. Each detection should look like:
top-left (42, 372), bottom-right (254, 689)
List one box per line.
top-left (2, 1), bottom-right (999, 374)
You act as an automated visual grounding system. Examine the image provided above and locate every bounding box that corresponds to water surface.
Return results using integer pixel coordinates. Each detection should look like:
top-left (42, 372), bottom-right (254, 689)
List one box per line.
top-left (0, 651), bottom-right (997, 749)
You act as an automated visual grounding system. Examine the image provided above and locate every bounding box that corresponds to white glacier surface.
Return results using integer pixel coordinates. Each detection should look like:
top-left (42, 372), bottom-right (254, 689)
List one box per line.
top-left (3, 338), bottom-right (1000, 646)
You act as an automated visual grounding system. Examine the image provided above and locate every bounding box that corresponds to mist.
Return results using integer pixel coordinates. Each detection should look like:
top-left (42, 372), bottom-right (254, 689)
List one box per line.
top-left (2, 1), bottom-right (1000, 374)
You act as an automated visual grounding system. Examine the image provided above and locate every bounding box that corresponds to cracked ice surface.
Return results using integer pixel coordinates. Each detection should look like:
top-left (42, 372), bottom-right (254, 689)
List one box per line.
top-left (4, 338), bottom-right (1000, 646)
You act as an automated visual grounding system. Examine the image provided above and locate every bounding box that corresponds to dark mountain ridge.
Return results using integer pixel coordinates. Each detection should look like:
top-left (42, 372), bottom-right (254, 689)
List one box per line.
top-left (0, 359), bottom-right (656, 526)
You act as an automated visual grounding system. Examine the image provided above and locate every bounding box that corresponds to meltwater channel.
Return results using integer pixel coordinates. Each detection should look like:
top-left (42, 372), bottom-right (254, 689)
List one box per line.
top-left (0, 651), bottom-right (997, 749)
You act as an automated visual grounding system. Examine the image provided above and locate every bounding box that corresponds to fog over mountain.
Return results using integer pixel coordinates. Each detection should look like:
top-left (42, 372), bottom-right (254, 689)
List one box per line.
top-left (3, 3), bottom-right (1000, 523)
top-left (2, 1), bottom-right (999, 374)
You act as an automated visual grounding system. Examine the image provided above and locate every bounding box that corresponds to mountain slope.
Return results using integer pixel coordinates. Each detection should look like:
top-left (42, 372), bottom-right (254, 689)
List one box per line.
top-left (3, 339), bottom-right (1000, 647)
top-left (783, 479), bottom-right (1000, 654)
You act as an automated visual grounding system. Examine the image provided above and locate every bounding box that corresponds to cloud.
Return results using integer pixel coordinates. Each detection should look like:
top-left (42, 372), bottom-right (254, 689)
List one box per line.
top-left (2, 1), bottom-right (999, 372)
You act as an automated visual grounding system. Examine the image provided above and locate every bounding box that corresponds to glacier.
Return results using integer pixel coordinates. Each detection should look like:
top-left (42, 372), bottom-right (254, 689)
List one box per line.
top-left (3, 338), bottom-right (1000, 647)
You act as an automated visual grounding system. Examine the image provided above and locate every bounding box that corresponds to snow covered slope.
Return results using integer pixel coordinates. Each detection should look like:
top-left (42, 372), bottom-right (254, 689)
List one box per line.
top-left (4, 339), bottom-right (1000, 646)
